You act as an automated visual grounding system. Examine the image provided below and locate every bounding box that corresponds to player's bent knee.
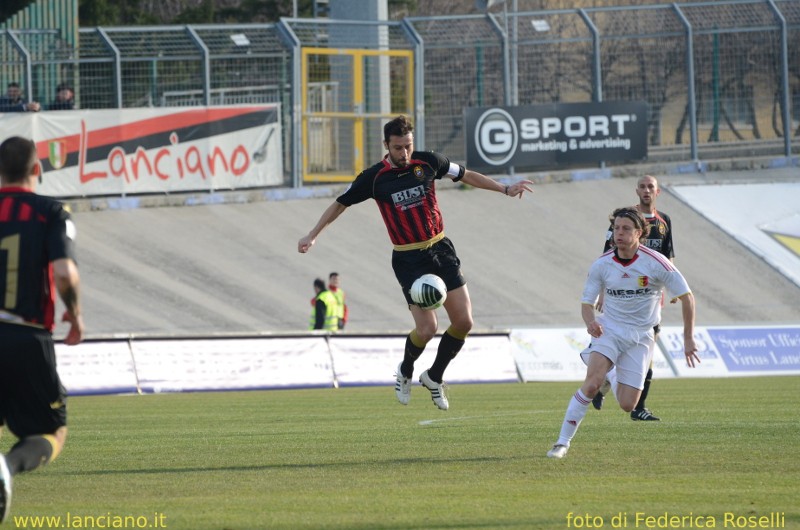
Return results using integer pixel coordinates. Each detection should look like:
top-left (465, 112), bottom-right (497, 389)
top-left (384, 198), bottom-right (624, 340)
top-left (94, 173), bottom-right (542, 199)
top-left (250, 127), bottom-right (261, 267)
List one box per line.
top-left (450, 316), bottom-right (473, 335)
top-left (583, 381), bottom-right (602, 398)
top-left (415, 326), bottom-right (437, 343)
top-left (582, 372), bottom-right (607, 396)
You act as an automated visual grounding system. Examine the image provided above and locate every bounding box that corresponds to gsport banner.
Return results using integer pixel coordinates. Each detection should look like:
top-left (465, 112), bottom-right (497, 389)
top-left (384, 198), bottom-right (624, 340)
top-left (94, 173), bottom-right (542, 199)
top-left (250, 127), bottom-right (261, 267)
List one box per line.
top-left (465, 101), bottom-right (648, 168)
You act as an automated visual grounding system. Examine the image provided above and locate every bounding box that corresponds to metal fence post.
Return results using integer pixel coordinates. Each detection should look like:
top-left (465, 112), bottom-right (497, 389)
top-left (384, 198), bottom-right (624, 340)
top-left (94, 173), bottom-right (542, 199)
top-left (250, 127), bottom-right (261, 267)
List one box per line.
top-left (578, 9), bottom-right (602, 104)
top-left (277, 18), bottom-right (302, 188)
top-left (5, 31), bottom-right (32, 100)
top-left (488, 11), bottom-right (511, 107)
top-left (510, 0), bottom-right (519, 106)
top-left (401, 19), bottom-right (425, 150)
top-left (97, 27), bottom-right (123, 108)
top-left (186, 25), bottom-right (211, 107)
top-left (578, 8), bottom-right (605, 169)
top-left (673, 4), bottom-right (698, 163)
top-left (766, 0), bottom-right (792, 159)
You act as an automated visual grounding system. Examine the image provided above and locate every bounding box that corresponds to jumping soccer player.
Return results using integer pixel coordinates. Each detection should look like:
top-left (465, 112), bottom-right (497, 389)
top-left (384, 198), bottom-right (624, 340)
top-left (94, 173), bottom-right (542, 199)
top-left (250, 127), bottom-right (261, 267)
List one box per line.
top-left (298, 115), bottom-right (533, 410)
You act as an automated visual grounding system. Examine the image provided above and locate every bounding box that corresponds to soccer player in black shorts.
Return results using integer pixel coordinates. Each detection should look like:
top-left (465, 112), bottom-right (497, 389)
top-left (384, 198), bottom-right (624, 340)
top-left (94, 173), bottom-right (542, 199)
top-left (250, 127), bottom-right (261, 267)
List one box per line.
top-left (0, 136), bottom-right (84, 522)
top-left (298, 115), bottom-right (533, 410)
top-left (593, 175), bottom-right (674, 421)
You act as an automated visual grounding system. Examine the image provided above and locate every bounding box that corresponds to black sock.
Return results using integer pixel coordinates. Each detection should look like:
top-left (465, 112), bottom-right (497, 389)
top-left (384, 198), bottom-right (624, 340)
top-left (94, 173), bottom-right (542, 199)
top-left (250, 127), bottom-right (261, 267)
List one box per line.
top-left (427, 331), bottom-right (465, 383)
top-left (635, 368), bottom-right (653, 411)
top-left (400, 332), bottom-right (426, 378)
top-left (5, 436), bottom-right (54, 476)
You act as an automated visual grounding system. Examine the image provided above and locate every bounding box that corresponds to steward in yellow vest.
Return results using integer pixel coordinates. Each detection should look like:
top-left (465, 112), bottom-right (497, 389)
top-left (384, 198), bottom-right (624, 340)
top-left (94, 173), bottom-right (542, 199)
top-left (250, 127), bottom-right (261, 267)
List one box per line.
top-left (328, 272), bottom-right (348, 329)
top-left (309, 278), bottom-right (339, 331)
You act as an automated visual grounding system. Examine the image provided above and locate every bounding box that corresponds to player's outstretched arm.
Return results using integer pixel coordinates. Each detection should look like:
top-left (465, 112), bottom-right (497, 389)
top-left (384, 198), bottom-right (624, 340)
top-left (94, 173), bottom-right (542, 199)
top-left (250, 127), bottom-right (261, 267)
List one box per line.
top-left (298, 201), bottom-right (348, 253)
top-left (678, 292), bottom-right (699, 367)
top-left (460, 170), bottom-right (533, 199)
top-left (53, 257), bottom-right (84, 345)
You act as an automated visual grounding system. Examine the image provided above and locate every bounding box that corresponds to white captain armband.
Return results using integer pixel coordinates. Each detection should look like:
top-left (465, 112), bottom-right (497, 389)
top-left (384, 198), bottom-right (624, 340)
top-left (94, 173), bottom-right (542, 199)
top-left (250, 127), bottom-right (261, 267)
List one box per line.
top-left (448, 162), bottom-right (465, 182)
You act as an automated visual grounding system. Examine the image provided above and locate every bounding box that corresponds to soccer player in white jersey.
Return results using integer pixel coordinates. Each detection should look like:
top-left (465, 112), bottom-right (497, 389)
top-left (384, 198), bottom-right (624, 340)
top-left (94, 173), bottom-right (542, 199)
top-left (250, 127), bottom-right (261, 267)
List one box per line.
top-left (547, 207), bottom-right (699, 459)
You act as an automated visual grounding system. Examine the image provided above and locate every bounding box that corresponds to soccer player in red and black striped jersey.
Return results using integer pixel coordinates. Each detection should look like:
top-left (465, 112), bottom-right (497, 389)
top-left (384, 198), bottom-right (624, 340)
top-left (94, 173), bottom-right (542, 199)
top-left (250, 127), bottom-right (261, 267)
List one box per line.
top-left (594, 175), bottom-right (674, 421)
top-left (0, 136), bottom-right (84, 523)
top-left (298, 115), bottom-right (533, 410)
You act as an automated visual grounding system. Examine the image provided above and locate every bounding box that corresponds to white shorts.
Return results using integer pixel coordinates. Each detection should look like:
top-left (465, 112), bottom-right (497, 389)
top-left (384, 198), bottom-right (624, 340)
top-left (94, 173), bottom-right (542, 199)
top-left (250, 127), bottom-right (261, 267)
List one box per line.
top-left (583, 318), bottom-right (655, 390)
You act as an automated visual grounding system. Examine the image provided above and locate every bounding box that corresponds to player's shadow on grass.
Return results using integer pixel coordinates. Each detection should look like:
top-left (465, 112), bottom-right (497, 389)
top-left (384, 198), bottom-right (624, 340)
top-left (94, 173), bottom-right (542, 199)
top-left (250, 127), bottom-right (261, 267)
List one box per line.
top-left (53, 455), bottom-right (515, 476)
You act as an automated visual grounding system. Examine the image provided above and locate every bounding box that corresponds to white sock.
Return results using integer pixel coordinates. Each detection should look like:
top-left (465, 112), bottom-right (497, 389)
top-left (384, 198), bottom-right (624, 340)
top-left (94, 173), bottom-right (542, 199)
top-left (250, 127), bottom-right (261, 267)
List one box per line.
top-left (556, 389), bottom-right (591, 447)
top-left (607, 367), bottom-right (619, 400)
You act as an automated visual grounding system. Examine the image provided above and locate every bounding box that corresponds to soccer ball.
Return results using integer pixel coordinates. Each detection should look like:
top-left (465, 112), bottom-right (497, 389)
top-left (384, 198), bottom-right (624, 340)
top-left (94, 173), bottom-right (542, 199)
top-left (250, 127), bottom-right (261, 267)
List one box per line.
top-left (410, 274), bottom-right (447, 310)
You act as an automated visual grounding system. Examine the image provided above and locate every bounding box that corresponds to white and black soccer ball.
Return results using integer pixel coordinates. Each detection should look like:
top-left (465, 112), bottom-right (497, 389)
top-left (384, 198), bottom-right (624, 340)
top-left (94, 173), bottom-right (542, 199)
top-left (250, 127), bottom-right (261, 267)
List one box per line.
top-left (410, 274), bottom-right (447, 310)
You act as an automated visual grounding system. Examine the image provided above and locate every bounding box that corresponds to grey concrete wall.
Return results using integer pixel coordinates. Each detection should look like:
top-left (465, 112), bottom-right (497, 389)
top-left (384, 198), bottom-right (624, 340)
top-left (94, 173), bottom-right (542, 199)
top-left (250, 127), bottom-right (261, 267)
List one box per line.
top-left (63, 167), bottom-right (800, 340)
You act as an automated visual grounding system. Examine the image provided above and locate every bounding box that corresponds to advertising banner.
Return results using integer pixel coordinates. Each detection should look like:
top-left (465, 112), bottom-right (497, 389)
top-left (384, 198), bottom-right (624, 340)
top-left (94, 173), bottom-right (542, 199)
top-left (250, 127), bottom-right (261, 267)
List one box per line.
top-left (669, 183), bottom-right (800, 289)
top-left (55, 341), bottom-right (139, 395)
top-left (510, 328), bottom-right (592, 382)
top-left (511, 327), bottom-right (676, 382)
top-left (657, 327), bottom-right (730, 378)
top-left (465, 101), bottom-right (648, 169)
top-left (0, 105), bottom-right (283, 197)
top-left (131, 337), bottom-right (334, 393)
top-left (706, 326), bottom-right (800, 373)
top-left (441, 334), bottom-right (518, 383)
top-left (659, 325), bottom-right (800, 377)
top-left (328, 336), bottom-right (407, 386)
top-left (329, 334), bottom-right (517, 386)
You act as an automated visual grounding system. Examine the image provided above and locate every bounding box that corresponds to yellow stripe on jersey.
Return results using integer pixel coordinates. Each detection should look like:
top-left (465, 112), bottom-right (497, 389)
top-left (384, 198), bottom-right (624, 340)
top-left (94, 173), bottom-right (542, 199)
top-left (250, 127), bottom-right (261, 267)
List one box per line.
top-left (393, 232), bottom-right (445, 251)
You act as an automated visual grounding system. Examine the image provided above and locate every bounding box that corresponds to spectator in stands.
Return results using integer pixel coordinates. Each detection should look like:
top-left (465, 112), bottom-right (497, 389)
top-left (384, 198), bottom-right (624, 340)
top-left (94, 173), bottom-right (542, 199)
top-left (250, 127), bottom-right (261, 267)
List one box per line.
top-left (46, 83), bottom-right (75, 111)
top-left (0, 83), bottom-right (40, 112)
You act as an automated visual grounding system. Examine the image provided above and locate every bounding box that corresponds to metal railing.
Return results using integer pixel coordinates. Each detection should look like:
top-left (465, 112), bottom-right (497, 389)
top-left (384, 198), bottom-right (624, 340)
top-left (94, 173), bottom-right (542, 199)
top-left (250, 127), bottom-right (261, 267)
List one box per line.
top-left (0, 0), bottom-right (797, 188)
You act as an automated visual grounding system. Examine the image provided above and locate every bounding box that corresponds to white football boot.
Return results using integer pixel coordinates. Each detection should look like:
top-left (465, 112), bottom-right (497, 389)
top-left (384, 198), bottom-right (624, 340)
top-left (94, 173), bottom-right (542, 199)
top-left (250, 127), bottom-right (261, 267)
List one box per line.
top-left (546, 444), bottom-right (569, 459)
top-left (419, 370), bottom-right (449, 410)
top-left (395, 362), bottom-right (411, 405)
top-left (0, 455), bottom-right (12, 523)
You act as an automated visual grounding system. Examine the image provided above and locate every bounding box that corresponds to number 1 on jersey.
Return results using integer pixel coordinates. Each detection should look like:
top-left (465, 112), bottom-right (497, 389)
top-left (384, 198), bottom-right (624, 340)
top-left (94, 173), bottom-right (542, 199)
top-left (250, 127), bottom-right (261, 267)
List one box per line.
top-left (1, 233), bottom-right (20, 309)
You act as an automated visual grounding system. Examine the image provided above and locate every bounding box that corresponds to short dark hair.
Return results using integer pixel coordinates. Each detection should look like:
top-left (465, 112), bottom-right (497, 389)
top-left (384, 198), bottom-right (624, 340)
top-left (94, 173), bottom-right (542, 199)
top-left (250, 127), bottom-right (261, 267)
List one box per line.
top-left (314, 278), bottom-right (326, 291)
top-left (383, 115), bottom-right (414, 143)
top-left (7, 82), bottom-right (19, 89)
top-left (0, 136), bottom-right (38, 184)
top-left (56, 83), bottom-right (73, 93)
top-left (329, 272), bottom-right (339, 280)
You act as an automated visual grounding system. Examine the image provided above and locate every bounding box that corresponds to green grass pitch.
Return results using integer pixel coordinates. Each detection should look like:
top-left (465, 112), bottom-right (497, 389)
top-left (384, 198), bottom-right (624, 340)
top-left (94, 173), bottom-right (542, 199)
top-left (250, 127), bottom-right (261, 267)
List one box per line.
top-left (2, 376), bottom-right (798, 530)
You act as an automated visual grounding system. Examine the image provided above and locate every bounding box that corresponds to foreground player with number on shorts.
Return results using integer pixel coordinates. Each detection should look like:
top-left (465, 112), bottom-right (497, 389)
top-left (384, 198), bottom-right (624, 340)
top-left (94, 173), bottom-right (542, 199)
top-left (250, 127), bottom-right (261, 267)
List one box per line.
top-left (298, 115), bottom-right (532, 410)
top-left (546, 207), bottom-right (698, 459)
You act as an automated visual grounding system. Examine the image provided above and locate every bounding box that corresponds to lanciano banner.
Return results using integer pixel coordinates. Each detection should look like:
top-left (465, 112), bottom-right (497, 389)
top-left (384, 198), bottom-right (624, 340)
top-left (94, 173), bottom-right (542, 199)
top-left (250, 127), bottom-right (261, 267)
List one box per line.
top-left (0, 104), bottom-right (283, 197)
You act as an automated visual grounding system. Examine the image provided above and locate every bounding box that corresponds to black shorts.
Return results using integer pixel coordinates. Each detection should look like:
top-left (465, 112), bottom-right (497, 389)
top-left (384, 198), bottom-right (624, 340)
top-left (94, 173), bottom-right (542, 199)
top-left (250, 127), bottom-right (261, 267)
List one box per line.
top-left (0, 322), bottom-right (67, 438)
top-left (392, 236), bottom-right (467, 305)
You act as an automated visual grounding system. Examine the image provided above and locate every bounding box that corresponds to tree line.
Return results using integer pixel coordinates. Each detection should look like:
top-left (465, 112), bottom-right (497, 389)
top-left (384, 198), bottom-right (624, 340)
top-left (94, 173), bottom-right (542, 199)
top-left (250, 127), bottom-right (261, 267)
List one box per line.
top-left (0, 0), bottom-right (419, 26)
top-left (2, 0), bottom-right (701, 27)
